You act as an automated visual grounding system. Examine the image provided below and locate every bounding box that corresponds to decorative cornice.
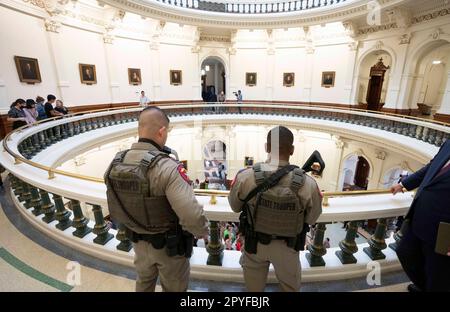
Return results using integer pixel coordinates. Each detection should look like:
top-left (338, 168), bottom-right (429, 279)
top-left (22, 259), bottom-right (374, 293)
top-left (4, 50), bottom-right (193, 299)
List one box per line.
top-left (411, 8), bottom-right (450, 25)
top-left (199, 35), bottom-right (230, 43)
top-left (358, 23), bottom-right (397, 36)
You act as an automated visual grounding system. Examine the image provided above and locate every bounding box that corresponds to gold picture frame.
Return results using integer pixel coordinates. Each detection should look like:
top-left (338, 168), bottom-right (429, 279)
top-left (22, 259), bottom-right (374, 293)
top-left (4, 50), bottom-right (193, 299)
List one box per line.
top-left (170, 70), bottom-right (182, 85)
top-left (322, 71), bottom-right (335, 88)
top-left (128, 68), bottom-right (142, 85)
top-left (246, 72), bottom-right (257, 86)
top-left (79, 63), bottom-right (97, 85)
top-left (14, 56), bottom-right (41, 84)
top-left (283, 72), bottom-right (295, 87)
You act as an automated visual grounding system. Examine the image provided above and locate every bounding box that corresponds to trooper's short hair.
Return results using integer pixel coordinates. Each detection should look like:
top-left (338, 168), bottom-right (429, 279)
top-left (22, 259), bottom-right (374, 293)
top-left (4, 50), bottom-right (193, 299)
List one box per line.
top-left (140, 106), bottom-right (170, 124)
top-left (267, 126), bottom-right (294, 154)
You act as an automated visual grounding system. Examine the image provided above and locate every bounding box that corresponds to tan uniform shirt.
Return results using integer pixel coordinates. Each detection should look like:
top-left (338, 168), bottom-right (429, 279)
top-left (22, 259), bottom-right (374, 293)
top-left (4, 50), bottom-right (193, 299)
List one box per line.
top-left (228, 159), bottom-right (322, 226)
top-left (124, 142), bottom-right (209, 237)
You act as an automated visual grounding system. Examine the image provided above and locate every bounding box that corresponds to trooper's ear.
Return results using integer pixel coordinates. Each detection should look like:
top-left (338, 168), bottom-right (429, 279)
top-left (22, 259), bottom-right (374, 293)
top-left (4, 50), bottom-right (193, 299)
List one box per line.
top-left (290, 145), bottom-right (295, 156)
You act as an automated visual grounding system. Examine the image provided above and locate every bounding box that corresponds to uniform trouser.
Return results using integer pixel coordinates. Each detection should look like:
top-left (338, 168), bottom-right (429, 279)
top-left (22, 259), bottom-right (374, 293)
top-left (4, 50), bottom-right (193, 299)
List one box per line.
top-left (239, 240), bottom-right (301, 292)
top-left (396, 229), bottom-right (450, 291)
top-left (133, 240), bottom-right (190, 292)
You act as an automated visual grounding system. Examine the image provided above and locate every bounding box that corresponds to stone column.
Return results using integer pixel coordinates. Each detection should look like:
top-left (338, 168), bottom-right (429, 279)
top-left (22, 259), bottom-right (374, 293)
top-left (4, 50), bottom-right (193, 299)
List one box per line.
top-left (227, 30), bottom-right (238, 100)
top-left (301, 26), bottom-right (314, 103)
top-left (332, 137), bottom-right (345, 191)
top-left (103, 32), bottom-right (120, 104)
top-left (344, 41), bottom-right (359, 105)
top-left (44, 19), bottom-right (69, 101)
top-left (150, 21), bottom-right (165, 100)
top-left (265, 29), bottom-right (275, 101)
top-left (436, 70), bottom-right (450, 115)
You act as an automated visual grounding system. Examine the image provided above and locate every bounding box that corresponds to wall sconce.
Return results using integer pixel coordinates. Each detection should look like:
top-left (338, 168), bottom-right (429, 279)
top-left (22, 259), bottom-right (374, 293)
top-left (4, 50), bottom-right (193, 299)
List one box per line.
top-left (201, 69), bottom-right (206, 75)
top-left (205, 65), bottom-right (210, 71)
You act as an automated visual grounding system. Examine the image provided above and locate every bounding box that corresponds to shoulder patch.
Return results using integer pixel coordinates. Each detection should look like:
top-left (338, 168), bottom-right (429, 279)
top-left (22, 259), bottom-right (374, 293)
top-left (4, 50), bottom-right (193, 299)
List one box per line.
top-left (231, 168), bottom-right (248, 188)
top-left (177, 163), bottom-right (192, 184)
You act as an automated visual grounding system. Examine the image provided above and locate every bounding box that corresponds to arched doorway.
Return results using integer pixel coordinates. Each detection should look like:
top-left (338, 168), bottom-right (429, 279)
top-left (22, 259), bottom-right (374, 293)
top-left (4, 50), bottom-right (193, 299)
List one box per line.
top-left (201, 57), bottom-right (226, 102)
top-left (203, 140), bottom-right (227, 189)
top-left (380, 167), bottom-right (411, 189)
top-left (354, 156), bottom-right (370, 189)
top-left (355, 50), bottom-right (392, 109)
top-left (339, 154), bottom-right (371, 191)
top-left (408, 42), bottom-right (450, 117)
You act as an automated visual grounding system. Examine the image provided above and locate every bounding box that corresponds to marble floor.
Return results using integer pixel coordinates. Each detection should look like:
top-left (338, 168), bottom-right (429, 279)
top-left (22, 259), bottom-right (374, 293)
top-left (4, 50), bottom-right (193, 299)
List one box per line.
top-left (0, 176), bottom-right (410, 292)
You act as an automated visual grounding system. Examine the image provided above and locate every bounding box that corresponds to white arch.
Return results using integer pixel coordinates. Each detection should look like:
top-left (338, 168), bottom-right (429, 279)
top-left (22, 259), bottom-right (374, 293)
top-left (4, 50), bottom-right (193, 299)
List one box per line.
top-left (352, 46), bottom-right (396, 105)
top-left (337, 151), bottom-right (374, 191)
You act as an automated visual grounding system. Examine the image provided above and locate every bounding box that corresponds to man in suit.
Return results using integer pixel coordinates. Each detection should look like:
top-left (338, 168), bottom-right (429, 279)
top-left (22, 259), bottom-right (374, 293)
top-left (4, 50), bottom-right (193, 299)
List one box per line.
top-left (391, 139), bottom-right (450, 292)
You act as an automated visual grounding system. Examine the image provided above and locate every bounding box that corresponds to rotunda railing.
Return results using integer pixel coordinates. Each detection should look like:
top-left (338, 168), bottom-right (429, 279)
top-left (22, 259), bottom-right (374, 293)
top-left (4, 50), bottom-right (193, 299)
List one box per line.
top-left (1, 102), bottom-right (448, 282)
top-left (153, 0), bottom-right (349, 14)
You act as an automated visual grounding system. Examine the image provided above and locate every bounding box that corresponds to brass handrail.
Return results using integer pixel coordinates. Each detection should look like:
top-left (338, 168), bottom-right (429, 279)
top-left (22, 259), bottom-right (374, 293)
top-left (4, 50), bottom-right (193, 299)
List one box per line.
top-left (2, 102), bottom-right (447, 189)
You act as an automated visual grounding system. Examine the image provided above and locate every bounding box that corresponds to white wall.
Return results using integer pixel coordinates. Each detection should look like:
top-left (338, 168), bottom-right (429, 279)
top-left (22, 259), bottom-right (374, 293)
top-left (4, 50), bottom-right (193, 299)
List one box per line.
top-left (2, 1), bottom-right (450, 115)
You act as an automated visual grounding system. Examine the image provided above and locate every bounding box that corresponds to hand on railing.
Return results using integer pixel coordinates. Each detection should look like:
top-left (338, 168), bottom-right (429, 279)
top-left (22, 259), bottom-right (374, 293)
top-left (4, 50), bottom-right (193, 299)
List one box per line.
top-left (390, 184), bottom-right (404, 195)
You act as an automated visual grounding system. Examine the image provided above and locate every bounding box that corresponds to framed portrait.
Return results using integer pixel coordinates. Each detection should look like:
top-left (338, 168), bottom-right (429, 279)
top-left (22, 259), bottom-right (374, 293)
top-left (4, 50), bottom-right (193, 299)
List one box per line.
top-left (170, 70), bottom-right (182, 85)
top-left (79, 63), bottom-right (97, 85)
top-left (246, 72), bottom-right (257, 86)
top-left (14, 56), bottom-right (41, 84)
top-left (322, 71), bottom-right (335, 88)
top-left (128, 68), bottom-right (142, 85)
top-left (283, 72), bottom-right (295, 87)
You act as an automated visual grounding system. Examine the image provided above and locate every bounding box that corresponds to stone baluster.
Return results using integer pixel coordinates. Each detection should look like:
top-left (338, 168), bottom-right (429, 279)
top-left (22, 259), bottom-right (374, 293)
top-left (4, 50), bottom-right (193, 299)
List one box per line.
top-left (306, 223), bottom-right (327, 266)
top-left (48, 128), bottom-right (56, 144)
top-left (389, 218), bottom-right (408, 251)
top-left (434, 131), bottom-right (443, 147)
top-left (91, 204), bottom-right (113, 245)
top-left (116, 223), bottom-right (132, 252)
top-left (26, 138), bottom-right (36, 157)
top-left (54, 125), bottom-right (62, 141)
top-left (415, 125), bottom-right (423, 139)
top-left (206, 221), bottom-right (224, 266)
top-left (39, 189), bottom-right (56, 223)
top-left (32, 134), bottom-right (41, 153)
top-left (18, 182), bottom-right (33, 209)
top-left (67, 123), bottom-right (74, 137)
top-left (336, 221), bottom-right (359, 264)
top-left (70, 199), bottom-right (92, 238)
top-left (52, 194), bottom-right (72, 231)
top-left (29, 185), bottom-right (43, 215)
top-left (363, 218), bottom-right (388, 260)
top-left (74, 122), bottom-right (80, 135)
top-left (11, 176), bottom-right (23, 196)
top-left (80, 121), bottom-right (87, 133)
top-left (427, 129), bottom-right (436, 144)
top-left (38, 131), bottom-right (47, 149)
top-left (421, 127), bottom-right (429, 142)
top-left (89, 119), bottom-right (96, 130)
top-left (60, 124), bottom-right (68, 139)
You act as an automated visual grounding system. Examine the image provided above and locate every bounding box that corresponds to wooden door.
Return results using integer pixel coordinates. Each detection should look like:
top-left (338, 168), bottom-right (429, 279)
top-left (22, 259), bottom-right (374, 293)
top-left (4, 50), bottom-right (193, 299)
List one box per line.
top-left (354, 157), bottom-right (370, 189)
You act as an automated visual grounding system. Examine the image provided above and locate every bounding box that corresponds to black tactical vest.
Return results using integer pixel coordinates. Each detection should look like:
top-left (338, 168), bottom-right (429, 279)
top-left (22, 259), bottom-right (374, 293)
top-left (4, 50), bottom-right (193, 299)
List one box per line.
top-left (104, 149), bottom-right (178, 234)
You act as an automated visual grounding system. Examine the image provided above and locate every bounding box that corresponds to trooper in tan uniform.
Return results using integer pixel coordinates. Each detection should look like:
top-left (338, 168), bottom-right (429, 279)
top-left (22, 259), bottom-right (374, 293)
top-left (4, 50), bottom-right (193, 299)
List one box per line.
top-left (105, 107), bottom-right (208, 292)
top-left (228, 126), bottom-right (322, 292)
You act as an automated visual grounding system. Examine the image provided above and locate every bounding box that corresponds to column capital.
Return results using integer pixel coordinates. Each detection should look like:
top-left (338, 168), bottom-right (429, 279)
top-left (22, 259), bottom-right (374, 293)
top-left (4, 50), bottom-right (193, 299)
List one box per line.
top-left (399, 33), bottom-right (412, 45)
top-left (103, 33), bottom-right (114, 44)
top-left (44, 19), bottom-right (61, 33)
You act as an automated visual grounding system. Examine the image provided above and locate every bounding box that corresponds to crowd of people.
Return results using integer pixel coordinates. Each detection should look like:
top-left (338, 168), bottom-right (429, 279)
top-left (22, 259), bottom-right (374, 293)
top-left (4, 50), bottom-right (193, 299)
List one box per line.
top-left (7, 94), bottom-right (69, 130)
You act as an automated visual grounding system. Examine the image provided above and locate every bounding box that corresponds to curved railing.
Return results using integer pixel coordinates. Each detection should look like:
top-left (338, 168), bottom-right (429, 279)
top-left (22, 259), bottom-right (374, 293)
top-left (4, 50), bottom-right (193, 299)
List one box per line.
top-left (154, 0), bottom-right (349, 14)
top-left (1, 102), bottom-right (448, 282)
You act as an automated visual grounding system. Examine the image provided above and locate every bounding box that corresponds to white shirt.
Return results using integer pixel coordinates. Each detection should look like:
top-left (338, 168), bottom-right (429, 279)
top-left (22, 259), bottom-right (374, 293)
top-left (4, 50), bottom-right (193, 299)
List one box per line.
top-left (139, 96), bottom-right (149, 107)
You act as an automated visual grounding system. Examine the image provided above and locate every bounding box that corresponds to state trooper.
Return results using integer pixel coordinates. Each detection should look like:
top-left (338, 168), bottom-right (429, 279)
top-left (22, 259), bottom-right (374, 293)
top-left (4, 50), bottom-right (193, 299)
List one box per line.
top-left (104, 106), bottom-right (209, 292)
top-left (228, 126), bottom-right (323, 292)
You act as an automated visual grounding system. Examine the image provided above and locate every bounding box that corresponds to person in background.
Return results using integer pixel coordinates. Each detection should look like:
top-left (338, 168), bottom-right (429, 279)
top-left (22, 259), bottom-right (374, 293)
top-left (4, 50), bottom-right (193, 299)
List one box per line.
top-left (7, 99), bottom-right (27, 130)
top-left (23, 99), bottom-right (38, 124)
top-left (139, 91), bottom-right (150, 108)
top-left (217, 91), bottom-right (226, 114)
top-left (235, 234), bottom-right (242, 251)
top-left (235, 90), bottom-right (243, 114)
top-left (45, 94), bottom-right (63, 119)
top-left (323, 237), bottom-right (331, 248)
top-left (35, 96), bottom-right (47, 120)
top-left (224, 234), bottom-right (233, 250)
top-left (55, 100), bottom-right (69, 115)
top-left (193, 179), bottom-right (200, 189)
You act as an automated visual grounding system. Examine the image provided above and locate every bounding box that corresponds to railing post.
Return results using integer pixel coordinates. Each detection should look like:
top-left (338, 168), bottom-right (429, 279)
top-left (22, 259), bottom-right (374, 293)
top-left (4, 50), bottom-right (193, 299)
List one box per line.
top-left (54, 125), bottom-right (62, 141)
top-left (10, 175), bottom-right (23, 196)
top-left (29, 186), bottom-right (43, 215)
top-left (32, 134), bottom-right (41, 153)
top-left (71, 199), bottom-right (92, 238)
top-left (47, 128), bottom-right (56, 143)
top-left (39, 189), bottom-right (56, 223)
top-left (52, 194), bottom-right (73, 231)
top-left (91, 204), bottom-right (114, 245)
top-left (306, 223), bottom-right (327, 266)
top-left (363, 218), bottom-right (387, 260)
top-left (38, 131), bottom-right (47, 149)
top-left (18, 182), bottom-right (33, 209)
top-left (336, 221), bottom-right (359, 264)
top-left (389, 219), bottom-right (408, 251)
top-left (206, 221), bottom-right (224, 266)
top-left (43, 129), bottom-right (52, 146)
top-left (116, 223), bottom-right (133, 252)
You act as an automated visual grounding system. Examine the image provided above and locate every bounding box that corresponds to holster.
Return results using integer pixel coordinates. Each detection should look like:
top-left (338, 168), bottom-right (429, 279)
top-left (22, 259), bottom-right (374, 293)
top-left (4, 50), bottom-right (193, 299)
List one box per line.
top-left (239, 206), bottom-right (249, 236)
top-left (181, 231), bottom-right (194, 258)
top-left (165, 230), bottom-right (178, 257)
top-left (244, 230), bottom-right (258, 254)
